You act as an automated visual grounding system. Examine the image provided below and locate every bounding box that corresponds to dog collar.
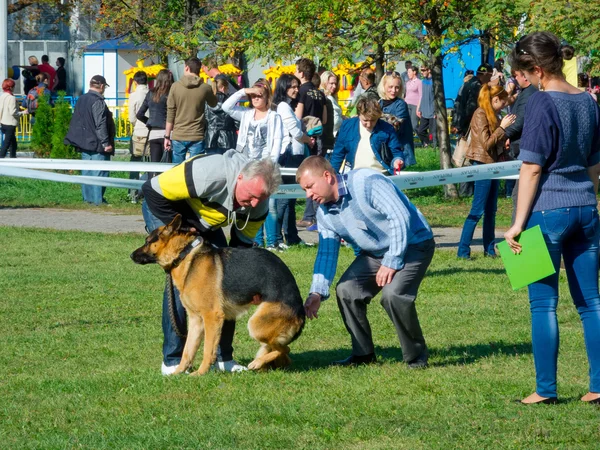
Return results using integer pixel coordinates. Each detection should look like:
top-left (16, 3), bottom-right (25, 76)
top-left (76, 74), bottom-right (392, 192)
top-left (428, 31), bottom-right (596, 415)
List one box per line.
top-left (167, 237), bottom-right (204, 272)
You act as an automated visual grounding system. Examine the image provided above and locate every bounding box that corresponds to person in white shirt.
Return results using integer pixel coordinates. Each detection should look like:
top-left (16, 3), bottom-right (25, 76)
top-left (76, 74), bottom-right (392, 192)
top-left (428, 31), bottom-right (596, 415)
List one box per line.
top-left (222, 81), bottom-right (283, 163)
top-left (273, 74), bottom-right (314, 248)
top-left (0, 79), bottom-right (24, 158)
top-left (127, 71), bottom-right (150, 202)
top-left (223, 80), bottom-right (284, 248)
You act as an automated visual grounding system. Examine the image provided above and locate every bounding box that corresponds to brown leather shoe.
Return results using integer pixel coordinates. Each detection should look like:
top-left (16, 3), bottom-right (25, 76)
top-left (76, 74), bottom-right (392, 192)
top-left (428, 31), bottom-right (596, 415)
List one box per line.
top-left (296, 220), bottom-right (314, 228)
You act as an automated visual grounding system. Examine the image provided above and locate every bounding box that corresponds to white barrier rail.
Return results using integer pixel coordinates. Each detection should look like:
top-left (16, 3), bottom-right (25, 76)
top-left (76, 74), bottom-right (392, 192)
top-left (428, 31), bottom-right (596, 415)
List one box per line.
top-left (0, 159), bottom-right (523, 199)
top-left (0, 158), bottom-right (299, 177)
top-left (0, 166), bottom-right (144, 190)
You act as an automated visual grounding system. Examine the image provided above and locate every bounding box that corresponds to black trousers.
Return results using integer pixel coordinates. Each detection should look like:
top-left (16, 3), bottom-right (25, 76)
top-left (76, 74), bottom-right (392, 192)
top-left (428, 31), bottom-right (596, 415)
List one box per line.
top-left (0, 124), bottom-right (17, 158)
top-left (416, 117), bottom-right (437, 146)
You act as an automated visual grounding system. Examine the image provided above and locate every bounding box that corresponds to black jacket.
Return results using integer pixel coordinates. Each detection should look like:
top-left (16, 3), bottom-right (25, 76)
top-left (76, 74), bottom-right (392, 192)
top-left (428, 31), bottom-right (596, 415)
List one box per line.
top-left (453, 77), bottom-right (482, 135)
top-left (322, 96), bottom-right (335, 150)
top-left (205, 91), bottom-right (238, 150)
top-left (137, 91), bottom-right (168, 130)
top-left (504, 84), bottom-right (538, 159)
top-left (64, 90), bottom-right (115, 154)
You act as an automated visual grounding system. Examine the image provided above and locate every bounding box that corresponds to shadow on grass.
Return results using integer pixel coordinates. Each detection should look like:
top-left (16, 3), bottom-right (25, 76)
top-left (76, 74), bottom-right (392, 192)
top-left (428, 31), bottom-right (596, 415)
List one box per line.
top-left (288, 340), bottom-right (531, 371)
top-left (429, 341), bottom-right (531, 367)
top-left (427, 267), bottom-right (506, 276)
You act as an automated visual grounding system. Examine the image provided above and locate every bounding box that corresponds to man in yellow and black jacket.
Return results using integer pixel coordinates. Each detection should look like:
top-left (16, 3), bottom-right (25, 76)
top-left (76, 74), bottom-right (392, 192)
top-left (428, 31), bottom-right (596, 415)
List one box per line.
top-left (142, 150), bottom-right (282, 375)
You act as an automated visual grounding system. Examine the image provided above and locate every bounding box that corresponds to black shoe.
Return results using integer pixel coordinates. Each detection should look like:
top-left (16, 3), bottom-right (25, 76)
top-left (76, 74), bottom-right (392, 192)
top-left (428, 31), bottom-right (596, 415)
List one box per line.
top-left (332, 353), bottom-right (376, 367)
top-left (407, 355), bottom-right (429, 369)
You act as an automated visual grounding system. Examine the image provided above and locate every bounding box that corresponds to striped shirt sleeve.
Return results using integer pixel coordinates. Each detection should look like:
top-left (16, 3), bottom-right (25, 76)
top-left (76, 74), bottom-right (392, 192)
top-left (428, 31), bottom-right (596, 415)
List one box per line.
top-left (310, 215), bottom-right (341, 299)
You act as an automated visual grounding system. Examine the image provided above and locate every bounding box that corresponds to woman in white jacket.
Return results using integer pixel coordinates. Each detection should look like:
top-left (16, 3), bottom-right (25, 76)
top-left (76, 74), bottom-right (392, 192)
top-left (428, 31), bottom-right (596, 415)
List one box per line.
top-left (223, 80), bottom-right (284, 248)
top-left (222, 81), bottom-right (283, 162)
top-left (0, 79), bottom-right (23, 158)
top-left (273, 74), bottom-right (313, 248)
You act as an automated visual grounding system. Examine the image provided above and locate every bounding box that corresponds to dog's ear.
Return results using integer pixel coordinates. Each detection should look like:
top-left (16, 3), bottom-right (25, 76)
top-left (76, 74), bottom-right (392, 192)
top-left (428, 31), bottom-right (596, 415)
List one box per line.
top-left (165, 215), bottom-right (182, 235)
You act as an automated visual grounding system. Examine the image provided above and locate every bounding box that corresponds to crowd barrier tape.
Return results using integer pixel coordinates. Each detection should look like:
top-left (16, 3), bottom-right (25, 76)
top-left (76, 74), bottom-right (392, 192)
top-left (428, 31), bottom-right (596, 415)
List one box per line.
top-left (0, 158), bottom-right (301, 177)
top-left (0, 165), bottom-right (144, 190)
top-left (0, 159), bottom-right (523, 199)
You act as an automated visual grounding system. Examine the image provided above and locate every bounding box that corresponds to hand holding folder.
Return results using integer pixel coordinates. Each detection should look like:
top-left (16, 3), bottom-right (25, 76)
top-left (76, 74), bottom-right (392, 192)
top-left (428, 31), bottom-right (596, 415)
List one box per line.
top-left (497, 225), bottom-right (556, 290)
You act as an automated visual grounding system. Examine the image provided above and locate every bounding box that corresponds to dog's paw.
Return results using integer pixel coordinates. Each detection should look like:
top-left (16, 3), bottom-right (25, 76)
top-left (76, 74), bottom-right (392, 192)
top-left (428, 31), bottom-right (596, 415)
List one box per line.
top-left (248, 359), bottom-right (265, 371)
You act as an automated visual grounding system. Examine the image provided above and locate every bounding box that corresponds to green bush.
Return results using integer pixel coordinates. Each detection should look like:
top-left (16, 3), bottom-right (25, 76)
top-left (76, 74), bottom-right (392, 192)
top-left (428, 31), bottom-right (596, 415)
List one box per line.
top-left (50, 92), bottom-right (78, 159)
top-left (30, 94), bottom-right (53, 158)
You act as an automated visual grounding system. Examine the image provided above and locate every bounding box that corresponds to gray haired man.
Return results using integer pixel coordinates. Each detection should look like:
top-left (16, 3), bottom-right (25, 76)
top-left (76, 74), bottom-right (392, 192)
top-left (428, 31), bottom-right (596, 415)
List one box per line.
top-left (142, 150), bottom-right (282, 375)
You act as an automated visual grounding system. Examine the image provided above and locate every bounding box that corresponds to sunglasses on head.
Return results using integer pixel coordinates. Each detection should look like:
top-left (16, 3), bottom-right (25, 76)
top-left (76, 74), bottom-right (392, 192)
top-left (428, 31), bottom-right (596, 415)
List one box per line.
top-left (515, 38), bottom-right (529, 56)
top-left (385, 71), bottom-right (400, 76)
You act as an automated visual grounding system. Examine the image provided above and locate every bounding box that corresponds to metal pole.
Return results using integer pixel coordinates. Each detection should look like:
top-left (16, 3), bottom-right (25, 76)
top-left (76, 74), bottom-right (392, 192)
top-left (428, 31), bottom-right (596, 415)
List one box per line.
top-left (0, 0), bottom-right (8, 82)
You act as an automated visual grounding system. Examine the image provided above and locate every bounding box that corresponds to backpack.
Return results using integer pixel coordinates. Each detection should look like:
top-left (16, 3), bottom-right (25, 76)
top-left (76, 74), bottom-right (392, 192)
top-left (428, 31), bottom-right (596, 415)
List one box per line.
top-left (26, 85), bottom-right (47, 114)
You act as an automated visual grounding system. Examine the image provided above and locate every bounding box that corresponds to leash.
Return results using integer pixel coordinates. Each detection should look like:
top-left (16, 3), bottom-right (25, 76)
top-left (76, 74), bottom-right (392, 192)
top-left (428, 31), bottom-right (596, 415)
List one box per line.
top-left (163, 236), bottom-right (204, 340)
top-left (166, 272), bottom-right (187, 339)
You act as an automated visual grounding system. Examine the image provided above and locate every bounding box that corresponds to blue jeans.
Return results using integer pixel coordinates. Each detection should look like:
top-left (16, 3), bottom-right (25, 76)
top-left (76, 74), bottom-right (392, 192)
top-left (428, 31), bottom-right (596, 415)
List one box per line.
top-left (303, 198), bottom-right (318, 223)
top-left (277, 154), bottom-right (303, 245)
top-left (254, 198), bottom-right (278, 247)
top-left (172, 140), bottom-right (205, 164)
top-left (526, 206), bottom-right (600, 398)
top-left (141, 201), bottom-right (236, 366)
top-left (401, 141), bottom-right (417, 167)
top-left (277, 199), bottom-right (302, 245)
top-left (504, 179), bottom-right (516, 198)
top-left (457, 163), bottom-right (498, 258)
top-left (81, 151), bottom-right (110, 205)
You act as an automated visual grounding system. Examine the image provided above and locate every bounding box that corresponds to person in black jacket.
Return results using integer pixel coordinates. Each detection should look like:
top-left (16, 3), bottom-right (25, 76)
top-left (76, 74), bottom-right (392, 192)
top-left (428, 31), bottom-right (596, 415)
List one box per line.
top-left (503, 69), bottom-right (537, 200)
top-left (205, 77), bottom-right (238, 154)
top-left (64, 75), bottom-right (115, 205)
top-left (136, 69), bottom-right (174, 178)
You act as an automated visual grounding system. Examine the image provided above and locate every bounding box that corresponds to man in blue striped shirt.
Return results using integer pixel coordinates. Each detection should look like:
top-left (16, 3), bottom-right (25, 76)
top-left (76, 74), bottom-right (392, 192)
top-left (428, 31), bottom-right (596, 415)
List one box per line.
top-left (297, 156), bottom-right (435, 368)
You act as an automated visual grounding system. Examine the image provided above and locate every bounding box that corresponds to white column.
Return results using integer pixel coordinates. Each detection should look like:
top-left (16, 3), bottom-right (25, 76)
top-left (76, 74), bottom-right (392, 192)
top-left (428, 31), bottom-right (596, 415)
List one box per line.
top-left (0, 0), bottom-right (8, 82)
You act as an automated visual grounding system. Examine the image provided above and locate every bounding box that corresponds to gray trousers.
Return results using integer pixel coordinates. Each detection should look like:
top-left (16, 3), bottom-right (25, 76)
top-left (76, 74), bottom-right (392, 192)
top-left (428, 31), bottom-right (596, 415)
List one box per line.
top-left (407, 104), bottom-right (419, 132)
top-left (335, 238), bottom-right (435, 362)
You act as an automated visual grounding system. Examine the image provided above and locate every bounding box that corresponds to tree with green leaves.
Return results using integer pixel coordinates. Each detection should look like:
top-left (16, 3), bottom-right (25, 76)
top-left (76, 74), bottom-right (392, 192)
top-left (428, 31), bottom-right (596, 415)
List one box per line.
top-left (76, 0), bottom-right (219, 61)
top-left (30, 94), bottom-right (53, 158)
top-left (526, 1), bottom-right (600, 75)
top-left (212, 0), bottom-right (526, 197)
top-left (50, 92), bottom-right (77, 159)
top-left (390, 0), bottom-right (526, 196)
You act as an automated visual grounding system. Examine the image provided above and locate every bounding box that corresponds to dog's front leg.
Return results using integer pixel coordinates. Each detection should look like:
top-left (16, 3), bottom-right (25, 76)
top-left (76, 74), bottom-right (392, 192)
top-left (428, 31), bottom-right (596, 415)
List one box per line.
top-left (193, 312), bottom-right (225, 376)
top-left (173, 314), bottom-right (204, 375)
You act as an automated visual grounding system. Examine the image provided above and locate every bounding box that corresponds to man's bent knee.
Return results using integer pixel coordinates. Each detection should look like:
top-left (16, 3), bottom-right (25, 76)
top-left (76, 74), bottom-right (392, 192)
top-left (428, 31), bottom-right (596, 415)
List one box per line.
top-left (336, 279), bottom-right (369, 304)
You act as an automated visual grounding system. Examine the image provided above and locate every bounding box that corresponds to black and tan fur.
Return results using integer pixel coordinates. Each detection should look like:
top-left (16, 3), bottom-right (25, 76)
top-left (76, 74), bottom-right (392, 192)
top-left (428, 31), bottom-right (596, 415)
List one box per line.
top-left (131, 215), bottom-right (305, 376)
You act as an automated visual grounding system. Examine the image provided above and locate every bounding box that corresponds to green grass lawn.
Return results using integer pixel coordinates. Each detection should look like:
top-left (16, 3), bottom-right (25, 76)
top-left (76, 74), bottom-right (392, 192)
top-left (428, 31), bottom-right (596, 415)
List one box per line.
top-left (0, 147), bottom-right (516, 227)
top-left (1, 227), bottom-right (598, 449)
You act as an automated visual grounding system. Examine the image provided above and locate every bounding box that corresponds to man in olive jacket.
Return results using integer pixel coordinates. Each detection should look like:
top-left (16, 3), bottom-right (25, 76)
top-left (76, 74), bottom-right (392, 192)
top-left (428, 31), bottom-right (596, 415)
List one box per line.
top-left (164, 57), bottom-right (218, 164)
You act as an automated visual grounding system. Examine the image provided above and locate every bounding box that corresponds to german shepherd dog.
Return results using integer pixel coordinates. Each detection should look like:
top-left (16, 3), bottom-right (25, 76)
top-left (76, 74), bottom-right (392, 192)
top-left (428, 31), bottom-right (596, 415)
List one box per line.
top-left (131, 215), bottom-right (305, 375)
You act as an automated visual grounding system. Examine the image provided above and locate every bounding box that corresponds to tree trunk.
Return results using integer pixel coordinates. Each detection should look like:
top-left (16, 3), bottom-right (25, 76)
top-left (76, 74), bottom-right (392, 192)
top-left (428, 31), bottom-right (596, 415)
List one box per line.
top-left (374, 43), bottom-right (385, 83)
top-left (432, 53), bottom-right (458, 198)
top-left (480, 32), bottom-right (492, 66)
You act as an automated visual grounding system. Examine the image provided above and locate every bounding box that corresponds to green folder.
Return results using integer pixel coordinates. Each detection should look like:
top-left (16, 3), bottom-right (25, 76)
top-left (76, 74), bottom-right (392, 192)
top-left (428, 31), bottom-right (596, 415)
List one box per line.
top-left (497, 225), bottom-right (556, 290)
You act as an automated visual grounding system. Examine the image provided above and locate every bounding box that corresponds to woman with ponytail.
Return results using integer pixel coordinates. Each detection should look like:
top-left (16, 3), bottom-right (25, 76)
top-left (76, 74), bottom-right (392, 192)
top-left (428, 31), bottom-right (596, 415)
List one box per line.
top-left (504, 32), bottom-right (600, 406)
top-left (457, 84), bottom-right (515, 259)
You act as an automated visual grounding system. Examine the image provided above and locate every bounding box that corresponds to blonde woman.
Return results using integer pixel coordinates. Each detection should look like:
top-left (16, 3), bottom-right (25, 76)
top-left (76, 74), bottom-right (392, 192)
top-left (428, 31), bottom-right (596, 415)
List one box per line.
top-left (320, 71), bottom-right (343, 135)
top-left (457, 85), bottom-right (515, 258)
top-left (377, 72), bottom-right (416, 166)
top-left (222, 80), bottom-right (283, 162)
